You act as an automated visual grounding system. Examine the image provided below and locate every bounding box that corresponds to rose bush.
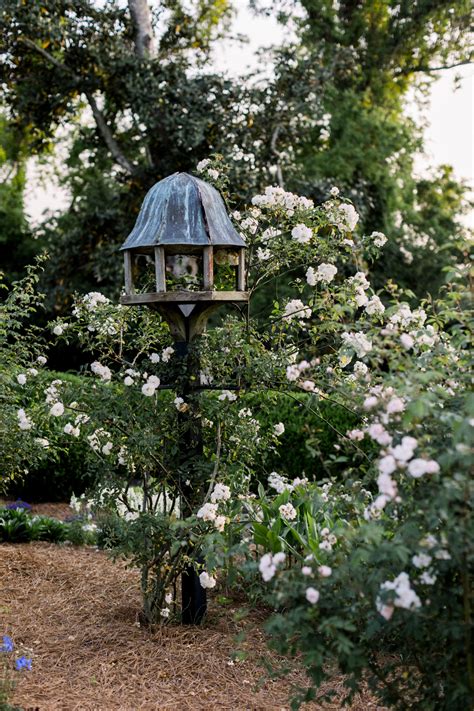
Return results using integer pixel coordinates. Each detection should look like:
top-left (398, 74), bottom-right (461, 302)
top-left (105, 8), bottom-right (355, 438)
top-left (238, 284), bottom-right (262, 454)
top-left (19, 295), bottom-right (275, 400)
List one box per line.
top-left (3, 161), bottom-right (473, 708)
top-left (242, 279), bottom-right (473, 710)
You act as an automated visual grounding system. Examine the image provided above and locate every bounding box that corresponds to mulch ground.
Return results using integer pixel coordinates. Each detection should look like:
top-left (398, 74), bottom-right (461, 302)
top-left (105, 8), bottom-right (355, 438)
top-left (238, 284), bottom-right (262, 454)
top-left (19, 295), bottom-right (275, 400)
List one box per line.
top-left (0, 506), bottom-right (385, 710)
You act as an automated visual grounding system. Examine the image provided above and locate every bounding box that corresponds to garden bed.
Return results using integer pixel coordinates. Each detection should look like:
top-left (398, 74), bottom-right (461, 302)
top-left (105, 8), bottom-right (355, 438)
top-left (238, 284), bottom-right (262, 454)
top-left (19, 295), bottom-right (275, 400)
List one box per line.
top-left (0, 501), bottom-right (72, 521)
top-left (0, 541), bottom-right (383, 710)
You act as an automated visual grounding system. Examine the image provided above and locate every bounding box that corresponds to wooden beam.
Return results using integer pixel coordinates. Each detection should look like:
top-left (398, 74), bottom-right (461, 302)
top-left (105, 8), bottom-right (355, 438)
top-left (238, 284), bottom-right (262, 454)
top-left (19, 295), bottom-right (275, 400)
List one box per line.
top-left (237, 249), bottom-right (246, 291)
top-left (154, 246), bottom-right (166, 292)
top-left (124, 251), bottom-right (134, 294)
top-left (203, 246), bottom-right (214, 290)
top-left (120, 290), bottom-right (249, 306)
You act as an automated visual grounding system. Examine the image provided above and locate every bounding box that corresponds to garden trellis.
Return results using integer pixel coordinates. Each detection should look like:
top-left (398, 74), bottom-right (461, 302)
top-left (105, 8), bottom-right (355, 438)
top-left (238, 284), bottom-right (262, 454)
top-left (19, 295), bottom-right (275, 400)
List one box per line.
top-left (119, 172), bottom-right (248, 623)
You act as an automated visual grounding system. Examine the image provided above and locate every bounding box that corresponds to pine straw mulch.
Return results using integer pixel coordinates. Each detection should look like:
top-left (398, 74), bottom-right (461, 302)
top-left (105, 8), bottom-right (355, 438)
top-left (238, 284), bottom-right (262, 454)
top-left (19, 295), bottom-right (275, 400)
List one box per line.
top-left (0, 544), bottom-right (385, 711)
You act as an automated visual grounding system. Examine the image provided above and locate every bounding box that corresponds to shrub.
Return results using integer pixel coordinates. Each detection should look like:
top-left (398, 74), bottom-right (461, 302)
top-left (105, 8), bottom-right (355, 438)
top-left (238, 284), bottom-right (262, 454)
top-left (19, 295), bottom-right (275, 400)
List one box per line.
top-left (7, 442), bottom-right (96, 503)
top-left (0, 507), bottom-right (96, 546)
top-left (6, 370), bottom-right (96, 502)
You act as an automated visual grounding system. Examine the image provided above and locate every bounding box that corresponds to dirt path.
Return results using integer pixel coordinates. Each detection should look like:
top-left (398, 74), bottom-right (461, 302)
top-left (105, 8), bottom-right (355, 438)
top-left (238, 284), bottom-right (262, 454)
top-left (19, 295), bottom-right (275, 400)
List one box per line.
top-left (0, 543), bottom-right (383, 710)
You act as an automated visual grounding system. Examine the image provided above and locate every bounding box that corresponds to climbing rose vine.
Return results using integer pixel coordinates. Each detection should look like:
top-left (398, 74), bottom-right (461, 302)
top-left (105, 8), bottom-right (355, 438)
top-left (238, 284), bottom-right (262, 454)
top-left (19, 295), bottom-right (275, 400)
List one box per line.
top-left (5, 159), bottom-right (473, 710)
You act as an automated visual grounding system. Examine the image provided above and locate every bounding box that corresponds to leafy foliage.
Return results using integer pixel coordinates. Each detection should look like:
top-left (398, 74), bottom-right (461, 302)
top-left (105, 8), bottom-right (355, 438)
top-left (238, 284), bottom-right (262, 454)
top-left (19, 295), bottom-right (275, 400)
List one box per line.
top-left (0, 507), bottom-right (96, 546)
top-left (251, 0), bottom-right (473, 295)
top-left (2, 0), bottom-right (471, 307)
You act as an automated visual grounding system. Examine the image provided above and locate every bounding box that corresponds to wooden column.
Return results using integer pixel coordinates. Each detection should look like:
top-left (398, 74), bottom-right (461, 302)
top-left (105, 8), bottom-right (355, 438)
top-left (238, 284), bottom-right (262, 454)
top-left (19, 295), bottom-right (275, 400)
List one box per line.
top-left (203, 246), bottom-right (214, 290)
top-left (124, 250), bottom-right (134, 294)
top-left (237, 248), bottom-right (246, 291)
top-left (154, 246), bottom-right (166, 292)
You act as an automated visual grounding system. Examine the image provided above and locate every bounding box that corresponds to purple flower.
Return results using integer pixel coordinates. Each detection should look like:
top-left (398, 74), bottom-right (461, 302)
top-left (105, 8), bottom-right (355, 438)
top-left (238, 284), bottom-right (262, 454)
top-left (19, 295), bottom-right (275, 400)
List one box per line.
top-left (1, 635), bottom-right (14, 653)
top-left (15, 655), bottom-right (32, 671)
top-left (5, 499), bottom-right (32, 511)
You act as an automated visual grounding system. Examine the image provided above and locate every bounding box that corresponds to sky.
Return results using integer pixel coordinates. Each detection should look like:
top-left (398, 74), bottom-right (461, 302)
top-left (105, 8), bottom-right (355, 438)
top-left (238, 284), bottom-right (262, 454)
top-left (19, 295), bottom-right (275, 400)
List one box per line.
top-left (26, 1), bottom-right (473, 225)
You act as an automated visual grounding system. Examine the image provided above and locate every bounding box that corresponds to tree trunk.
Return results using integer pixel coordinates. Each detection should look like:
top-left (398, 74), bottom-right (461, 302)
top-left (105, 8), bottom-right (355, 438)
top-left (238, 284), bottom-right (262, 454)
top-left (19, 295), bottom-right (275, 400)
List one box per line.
top-left (128, 0), bottom-right (155, 58)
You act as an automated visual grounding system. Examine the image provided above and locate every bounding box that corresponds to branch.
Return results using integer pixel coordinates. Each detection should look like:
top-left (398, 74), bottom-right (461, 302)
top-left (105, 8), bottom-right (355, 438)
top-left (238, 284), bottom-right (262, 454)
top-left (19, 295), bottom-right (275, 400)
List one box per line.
top-left (84, 91), bottom-right (137, 174)
top-left (397, 58), bottom-right (473, 76)
top-left (19, 37), bottom-right (138, 175)
top-left (270, 124), bottom-right (285, 189)
top-left (283, 391), bottom-right (370, 461)
top-left (203, 421), bottom-right (222, 504)
top-left (128, 0), bottom-right (155, 58)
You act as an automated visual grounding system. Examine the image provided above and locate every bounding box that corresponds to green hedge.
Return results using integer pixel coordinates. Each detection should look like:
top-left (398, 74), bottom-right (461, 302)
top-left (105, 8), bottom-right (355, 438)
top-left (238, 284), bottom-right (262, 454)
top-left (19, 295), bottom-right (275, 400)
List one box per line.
top-left (7, 370), bottom-right (96, 502)
top-left (8, 443), bottom-right (96, 503)
top-left (243, 390), bottom-right (360, 480)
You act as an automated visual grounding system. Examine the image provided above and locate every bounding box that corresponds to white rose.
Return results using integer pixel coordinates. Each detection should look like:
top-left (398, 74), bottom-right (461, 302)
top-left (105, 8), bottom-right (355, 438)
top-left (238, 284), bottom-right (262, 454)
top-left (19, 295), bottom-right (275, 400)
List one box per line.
top-left (305, 587), bottom-right (320, 604)
top-left (141, 383), bottom-right (156, 397)
top-left (196, 159), bottom-right (211, 172)
top-left (291, 224), bottom-right (313, 244)
top-left (274, 422), bottom-right (285, 436)
top-left (371, 231), bottom-right (387, 247)
top-left (318, 565), bottom-right (332, 577)
top-left (199, 571), bottom-right (217, 589)
top-left (49, 402), bottom-right (64, 417)
top-left (279, 503), bottom-right (297, 520)
top-left (315, 263), bottom-right (337, 283)
top-left (400, 333), bottom-right (414, 350)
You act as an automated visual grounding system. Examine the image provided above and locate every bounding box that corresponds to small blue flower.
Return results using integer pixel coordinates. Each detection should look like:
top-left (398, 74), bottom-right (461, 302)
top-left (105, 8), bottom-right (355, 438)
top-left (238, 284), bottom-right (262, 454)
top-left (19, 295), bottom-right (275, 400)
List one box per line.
top-left (1, 635), bottom-right (14, 653)
top-left (5, 499), bottom-right (32, 511)
top-left (15, 655), bottom-right (32, 671)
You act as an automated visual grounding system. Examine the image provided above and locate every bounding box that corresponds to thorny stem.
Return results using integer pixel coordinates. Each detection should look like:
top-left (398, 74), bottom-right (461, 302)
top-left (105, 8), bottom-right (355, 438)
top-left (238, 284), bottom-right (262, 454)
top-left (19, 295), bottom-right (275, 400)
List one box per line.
top-left (203, 421), bottom-right (222, 504)
top-left (283, 391), bottom-right (370, 461)
top-left (248, 260), bottom-right (308, 296)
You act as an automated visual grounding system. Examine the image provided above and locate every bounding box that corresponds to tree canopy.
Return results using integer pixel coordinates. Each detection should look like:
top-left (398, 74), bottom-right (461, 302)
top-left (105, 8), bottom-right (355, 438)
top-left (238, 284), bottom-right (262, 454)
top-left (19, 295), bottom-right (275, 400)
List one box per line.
top-left (0, 0), bottom-right (471, 307)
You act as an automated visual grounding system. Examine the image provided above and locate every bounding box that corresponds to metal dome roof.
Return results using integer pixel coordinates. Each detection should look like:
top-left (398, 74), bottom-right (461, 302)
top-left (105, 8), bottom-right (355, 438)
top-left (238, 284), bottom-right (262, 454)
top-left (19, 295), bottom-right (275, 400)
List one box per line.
top-left (120, 172), bottom-right (246, 252)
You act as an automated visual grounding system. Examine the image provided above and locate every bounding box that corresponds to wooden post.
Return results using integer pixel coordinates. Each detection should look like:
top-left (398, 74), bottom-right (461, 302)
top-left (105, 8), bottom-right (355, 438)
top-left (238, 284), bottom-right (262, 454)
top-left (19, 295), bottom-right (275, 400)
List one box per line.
top-left (154, 246), bottom-right (166, 292)
top-left (237, 248), bottom-right (246, 291)
top-left (124, 250), bottom-right (134, 294)
top-left (203, 246), bottom-right (214, 290)
top-left (174, 338), bottom-right (207, 625)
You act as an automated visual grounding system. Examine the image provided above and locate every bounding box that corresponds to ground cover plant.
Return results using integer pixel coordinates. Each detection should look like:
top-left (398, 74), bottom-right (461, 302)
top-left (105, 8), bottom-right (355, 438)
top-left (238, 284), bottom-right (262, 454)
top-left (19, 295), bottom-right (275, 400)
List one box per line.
top-left (2, 156), bottom-right (472, 709)
top-left (0, 504), bottom-right (96, 546)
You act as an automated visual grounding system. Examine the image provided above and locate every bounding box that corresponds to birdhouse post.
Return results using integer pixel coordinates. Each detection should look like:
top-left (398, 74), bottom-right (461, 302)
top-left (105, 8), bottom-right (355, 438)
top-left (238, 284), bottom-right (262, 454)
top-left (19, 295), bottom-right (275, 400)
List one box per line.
top-left (119, 172), bottom-right (248, 624)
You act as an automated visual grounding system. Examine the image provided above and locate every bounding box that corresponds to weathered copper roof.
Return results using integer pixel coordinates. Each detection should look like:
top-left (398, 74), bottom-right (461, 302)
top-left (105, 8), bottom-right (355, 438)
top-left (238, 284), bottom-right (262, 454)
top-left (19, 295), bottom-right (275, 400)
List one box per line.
top-left (120, 172), bottom-right (246, 251)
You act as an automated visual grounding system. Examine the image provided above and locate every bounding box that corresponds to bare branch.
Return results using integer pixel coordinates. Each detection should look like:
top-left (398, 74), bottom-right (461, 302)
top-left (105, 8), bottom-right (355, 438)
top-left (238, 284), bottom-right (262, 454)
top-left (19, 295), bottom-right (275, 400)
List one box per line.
top-left (128, 0), bottom-right (155, 58)
top-left (397, 57), bottom-right (473, 76)
top-left (19, 37), bottom-right (138, 175)
top-left (20, 37), bottom-right (66, 70)
top-left (270, 124), bottom-right (285, 188)
top-left (85, 91), bottom-right (136, 174)
top-left (203, 421), bottom-right (222, 504)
